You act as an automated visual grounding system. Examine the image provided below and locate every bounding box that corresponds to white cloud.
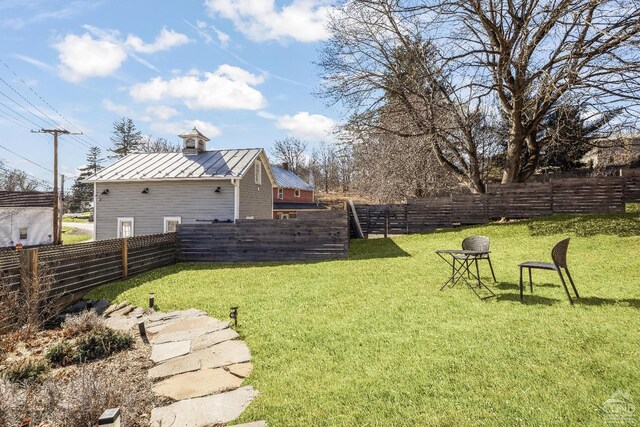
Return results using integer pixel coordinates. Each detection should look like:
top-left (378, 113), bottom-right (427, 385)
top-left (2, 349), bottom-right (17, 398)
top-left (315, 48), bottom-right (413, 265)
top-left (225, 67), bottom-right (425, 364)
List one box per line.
top-left (55, 33), bottom-right (127, 82)
top-left (272, 111), bottom-right (336, 140)
top-left (102, 98), bottom-right (134, 116)
top-left (103, 99), bottom-right (181, 123)
top-left (12, 54), bottom-right (55, 72)
top-left (125, 27), bottom-right (191, 54)
top-left (151, 119), bottom-right (221, 138)
top-left (129, 65), bottom-right (267, 110)
top-left (204, 0), bottom-right (331, 42)
top-left (146, 105), bottom-right (179, 120)
top-left (53, 26), bottom-right (191, 82)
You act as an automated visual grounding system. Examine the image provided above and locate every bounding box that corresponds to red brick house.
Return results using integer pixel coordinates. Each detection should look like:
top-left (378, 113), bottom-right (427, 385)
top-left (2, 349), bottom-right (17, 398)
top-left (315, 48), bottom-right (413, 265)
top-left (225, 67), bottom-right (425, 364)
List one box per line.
top-left (272, 163), bottom-right (324, 218)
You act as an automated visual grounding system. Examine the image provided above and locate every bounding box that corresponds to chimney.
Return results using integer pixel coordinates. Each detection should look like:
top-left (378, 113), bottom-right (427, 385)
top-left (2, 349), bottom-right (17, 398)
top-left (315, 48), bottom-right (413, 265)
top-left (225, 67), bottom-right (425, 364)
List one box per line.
top-left (282, 162), bottom-right (289, 171)
top-left (178, 127), bottom-right (210, 155)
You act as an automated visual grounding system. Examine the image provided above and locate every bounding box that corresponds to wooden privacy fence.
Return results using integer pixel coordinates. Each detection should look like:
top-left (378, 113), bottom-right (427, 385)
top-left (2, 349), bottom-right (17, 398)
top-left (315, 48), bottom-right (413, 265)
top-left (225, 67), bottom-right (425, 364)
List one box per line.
top-left (355, 172), bottom-right (640, 236)
top-left (0, 233), bottom-right (177, 305)
top-left (177, 211), bottom-right (349, 263)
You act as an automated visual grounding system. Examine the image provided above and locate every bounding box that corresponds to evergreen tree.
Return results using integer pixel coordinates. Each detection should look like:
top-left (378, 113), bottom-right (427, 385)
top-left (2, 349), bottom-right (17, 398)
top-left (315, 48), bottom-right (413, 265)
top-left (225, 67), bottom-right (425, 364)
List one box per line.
top-left (539, 104), bottom-right (618, 171)
top-left (69, 146), bottom-right (104, 212)
top-left (109, 117), bottom-right (142, 158)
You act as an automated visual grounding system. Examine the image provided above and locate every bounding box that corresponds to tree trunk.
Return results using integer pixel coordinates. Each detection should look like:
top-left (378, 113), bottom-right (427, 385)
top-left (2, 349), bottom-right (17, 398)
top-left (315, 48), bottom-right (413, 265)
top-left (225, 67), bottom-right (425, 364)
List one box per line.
top-left (502, 131), bottom-right (526, 184)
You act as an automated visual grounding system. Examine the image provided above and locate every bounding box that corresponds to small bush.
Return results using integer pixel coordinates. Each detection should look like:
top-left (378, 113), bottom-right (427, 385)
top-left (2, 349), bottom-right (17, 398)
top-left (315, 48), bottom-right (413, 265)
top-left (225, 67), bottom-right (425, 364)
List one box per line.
top-left (46, 342), bottom-right (74, 367)
top-left (4, 359), bottom-right (49, 383)
top-left (72, 329), bottom-right (133, 363)
top-left (1, 362), bottom-right (157, 427)
top-left (62, 311), bottom-right (105, 338)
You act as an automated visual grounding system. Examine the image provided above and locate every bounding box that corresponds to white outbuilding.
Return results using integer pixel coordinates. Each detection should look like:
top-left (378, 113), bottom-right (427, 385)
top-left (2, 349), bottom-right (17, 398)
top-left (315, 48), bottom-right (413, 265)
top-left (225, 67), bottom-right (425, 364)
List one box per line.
top-left (0, 191), bottom-right (55, 248)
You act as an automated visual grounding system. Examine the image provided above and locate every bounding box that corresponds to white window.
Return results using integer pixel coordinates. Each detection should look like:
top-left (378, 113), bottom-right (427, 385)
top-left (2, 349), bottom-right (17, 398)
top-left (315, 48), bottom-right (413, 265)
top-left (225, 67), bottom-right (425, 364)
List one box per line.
top-left (294, 189), bottom-right (301, 198)
top-left (277, 213), bottom-right (289, 219)
top-left (277, 188), bottom-right (284, 199)
top-left (186, 138), bottom-right (195, 148)
top-left (164, 217), bottom-right (181, 233)
top-left (117, 217), bottom-right (134, 238)
top-left (18, 227), bottom-right (28, 240)
top-left (254, 160), bottom-right (262, 185)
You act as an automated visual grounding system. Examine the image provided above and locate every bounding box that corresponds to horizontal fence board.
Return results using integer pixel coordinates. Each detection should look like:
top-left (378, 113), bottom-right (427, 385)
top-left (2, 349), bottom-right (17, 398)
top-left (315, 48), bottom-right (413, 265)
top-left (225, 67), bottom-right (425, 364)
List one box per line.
top-left (1, 233), bottom-right (177, 314)
top-left (177, 212), bottom-right (349, 263)
top-left (356, 172), bottom-right (638, 235)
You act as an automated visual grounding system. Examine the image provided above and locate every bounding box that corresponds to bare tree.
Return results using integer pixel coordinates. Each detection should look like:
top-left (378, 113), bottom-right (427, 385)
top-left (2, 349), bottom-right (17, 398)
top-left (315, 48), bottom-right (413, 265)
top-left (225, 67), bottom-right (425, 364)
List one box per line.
top-left (0, 161), bottom-right (41, 191)
top-left (310, 142), bottom-right (340, 193)
top-left (270, 137), bottom-right (309, 173)
top-left (319, 0), bottom-right (640, 190)
top-left (138, 135), bottom-right (181, 153)
top-left (402, 0), bottom-right (640, 183)
top-left (319, 2), bottom-right (501, 193)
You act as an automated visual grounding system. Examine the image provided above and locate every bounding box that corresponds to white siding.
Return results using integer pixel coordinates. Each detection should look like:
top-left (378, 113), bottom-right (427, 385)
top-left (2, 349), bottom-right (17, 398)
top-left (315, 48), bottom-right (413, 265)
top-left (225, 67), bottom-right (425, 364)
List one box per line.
top-left (95, 181), bottom-right (235, 240)
top-left (239, 160), bottom-right (273, 219)
top-left (0, 207), bottom-right (53, 247)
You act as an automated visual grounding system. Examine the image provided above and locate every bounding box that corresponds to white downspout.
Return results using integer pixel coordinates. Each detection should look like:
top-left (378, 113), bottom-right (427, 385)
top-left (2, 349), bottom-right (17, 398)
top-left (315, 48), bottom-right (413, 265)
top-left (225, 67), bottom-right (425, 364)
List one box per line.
top-left (93, 182), bottom-right (97, 240)
top-left (232, 179), bottom-right (240, 221)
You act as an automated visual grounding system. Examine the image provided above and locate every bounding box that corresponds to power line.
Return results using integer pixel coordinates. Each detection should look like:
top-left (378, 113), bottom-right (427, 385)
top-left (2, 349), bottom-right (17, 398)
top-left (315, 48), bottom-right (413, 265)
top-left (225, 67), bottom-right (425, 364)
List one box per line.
top-left (0, 87), bottom-right (93, 151)
top-left (0, 98), bottom-right (46, 129)
top-left (0, 107), bottom-right (30, 129)
top-left (0, 142), bottom-right (53, 172)
top-left (0, 76), bottom-right (64, 132)
top-left (0, 57), bottom-right (110, 151)
top-left (0, 102), bottom-right (61, 146)
top-left (0, 164), bottom-right (53, 190)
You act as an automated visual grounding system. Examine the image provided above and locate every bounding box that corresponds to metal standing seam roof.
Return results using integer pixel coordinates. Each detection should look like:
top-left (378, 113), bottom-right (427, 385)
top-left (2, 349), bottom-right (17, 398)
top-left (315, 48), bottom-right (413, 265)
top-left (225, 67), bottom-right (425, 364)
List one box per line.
top-left (272, 166), bottom-right (314, 191)
top-left (83, 149), bottom-right (264, 182)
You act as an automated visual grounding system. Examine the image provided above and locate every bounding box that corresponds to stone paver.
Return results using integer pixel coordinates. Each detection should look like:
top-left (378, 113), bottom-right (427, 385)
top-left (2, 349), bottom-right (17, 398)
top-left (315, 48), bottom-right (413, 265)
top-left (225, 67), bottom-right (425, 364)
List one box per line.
top-left (153, 367), bottom-right (244, 400)
top-left (148, 352), bottom-right (201, 380)
top-left (151, 316), bottom-right (229, 343)
top-left (150, 340), bottom-right (191, 363)
top-left (200, 340), bottom-right (252, 369)
top-left (225, 362), bottom-right (253, 378)
top-left (103, 315), bottom-right (136, 331)
top-left (112, 307), bottom-right (260, 425)
top-left (150, 386), bottom-right (259, 427)
top-left (191, 327), bottom-right (239, 351)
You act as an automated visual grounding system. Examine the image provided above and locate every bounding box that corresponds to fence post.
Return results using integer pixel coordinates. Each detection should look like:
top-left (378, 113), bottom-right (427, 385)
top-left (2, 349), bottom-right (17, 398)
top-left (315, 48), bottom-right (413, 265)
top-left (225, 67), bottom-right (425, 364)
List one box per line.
top-left (384, 207), bottom-right (389, 238)
top-left (405, 204), bottom-right (409, 234)
top-left (122, 238), bottom-right (128, 279)
top-left (19, 248), bottom-right (39, 289)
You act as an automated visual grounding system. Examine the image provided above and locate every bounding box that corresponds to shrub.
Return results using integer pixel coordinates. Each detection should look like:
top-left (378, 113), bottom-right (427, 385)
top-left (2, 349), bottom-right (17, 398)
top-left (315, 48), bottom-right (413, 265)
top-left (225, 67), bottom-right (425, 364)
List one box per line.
top-left (62, 311), bottom-right (105, 338)
top-left (1, 362), bottom-right (157, 427)
top-left (0, 261), bottom-right (62, 337)
top-left (72, 329), bottom-right (133, 363)
top-left (46, 342), bottom-right (74, 367)
top-left (4, 359), bottom-right (49, 383)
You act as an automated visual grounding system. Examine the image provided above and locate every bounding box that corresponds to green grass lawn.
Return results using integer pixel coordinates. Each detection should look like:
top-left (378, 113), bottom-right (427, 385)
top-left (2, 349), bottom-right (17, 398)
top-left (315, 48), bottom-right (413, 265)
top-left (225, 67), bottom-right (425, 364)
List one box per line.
top-left (89, 212), bottom-right (640, 426)
top-left (61, 226), bottom-right (92, 244)
top-left (62, 213), bottom-right (91, 223)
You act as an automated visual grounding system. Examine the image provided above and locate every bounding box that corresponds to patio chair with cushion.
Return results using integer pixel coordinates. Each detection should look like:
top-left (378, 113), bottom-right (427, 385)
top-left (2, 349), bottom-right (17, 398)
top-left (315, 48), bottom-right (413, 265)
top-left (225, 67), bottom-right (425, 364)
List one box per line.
top-left (452, 236), bottom-right (498, 283)
top-left (518, 238), bottom-right (580, 304)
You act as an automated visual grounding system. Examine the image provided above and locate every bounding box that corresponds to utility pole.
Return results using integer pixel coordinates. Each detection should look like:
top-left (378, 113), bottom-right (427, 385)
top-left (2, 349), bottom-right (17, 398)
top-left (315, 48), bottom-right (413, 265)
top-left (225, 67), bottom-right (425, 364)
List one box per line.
top-left (31, 128), bottom-right (82, 245)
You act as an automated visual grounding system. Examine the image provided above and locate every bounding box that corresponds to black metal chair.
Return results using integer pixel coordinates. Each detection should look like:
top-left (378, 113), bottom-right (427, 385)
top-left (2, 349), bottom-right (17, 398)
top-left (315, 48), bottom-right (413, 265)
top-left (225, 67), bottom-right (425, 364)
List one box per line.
top-left (453, 236), bottom-right (497, 283)
top-left (519, 238), bottom-right (580, 304)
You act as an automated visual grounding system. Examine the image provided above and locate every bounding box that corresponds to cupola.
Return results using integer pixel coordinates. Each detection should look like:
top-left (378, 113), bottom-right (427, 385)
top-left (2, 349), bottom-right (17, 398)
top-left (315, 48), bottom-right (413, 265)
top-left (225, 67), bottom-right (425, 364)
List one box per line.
top-left (179, 127), bottom-right (209, 155)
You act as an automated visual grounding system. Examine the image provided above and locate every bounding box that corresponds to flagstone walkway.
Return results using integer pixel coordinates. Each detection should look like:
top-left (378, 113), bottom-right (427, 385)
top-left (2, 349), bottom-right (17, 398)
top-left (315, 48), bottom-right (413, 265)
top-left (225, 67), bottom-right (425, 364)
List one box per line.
top-left (104, 304), bottom-right (265, 427)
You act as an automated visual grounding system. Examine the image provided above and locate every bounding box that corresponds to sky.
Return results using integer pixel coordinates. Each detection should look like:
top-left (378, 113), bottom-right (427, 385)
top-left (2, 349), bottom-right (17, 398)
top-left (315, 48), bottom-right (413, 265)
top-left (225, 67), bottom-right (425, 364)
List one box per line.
top-left (0, 0), bottom-right (338, 189)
